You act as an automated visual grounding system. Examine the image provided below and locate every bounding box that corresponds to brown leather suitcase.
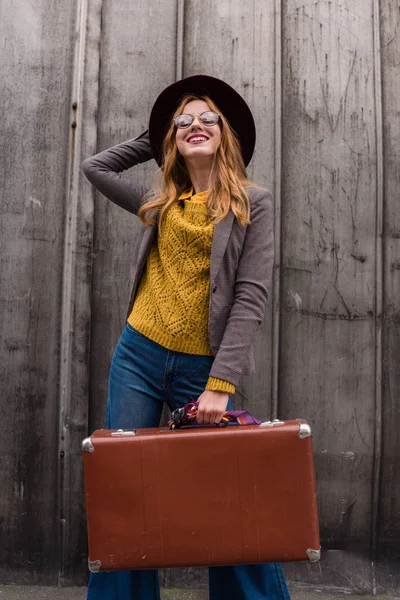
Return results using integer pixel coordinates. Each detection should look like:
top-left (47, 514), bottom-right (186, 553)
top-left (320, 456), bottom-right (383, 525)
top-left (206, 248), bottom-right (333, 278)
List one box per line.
top-left (82, 420), bottom-right (320, 573)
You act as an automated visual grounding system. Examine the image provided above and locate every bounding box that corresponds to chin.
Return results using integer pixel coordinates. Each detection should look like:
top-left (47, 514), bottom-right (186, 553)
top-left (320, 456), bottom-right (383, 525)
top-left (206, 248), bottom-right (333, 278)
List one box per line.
top-left (183, 148), bottom-right (215, 160)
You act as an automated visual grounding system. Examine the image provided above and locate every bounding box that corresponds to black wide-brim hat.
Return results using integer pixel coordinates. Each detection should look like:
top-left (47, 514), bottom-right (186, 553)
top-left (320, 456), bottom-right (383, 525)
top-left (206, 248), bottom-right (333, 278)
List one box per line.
top-left (148, 74), bottom-right (256, 167)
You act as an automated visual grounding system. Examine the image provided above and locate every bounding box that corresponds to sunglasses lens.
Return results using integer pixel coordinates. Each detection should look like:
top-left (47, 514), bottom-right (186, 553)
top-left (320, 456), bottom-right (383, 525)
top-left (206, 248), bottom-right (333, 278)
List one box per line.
top-left (175, 115), bottom-right (192, 129)
top-left (201, 111), bottom-right (219, 126)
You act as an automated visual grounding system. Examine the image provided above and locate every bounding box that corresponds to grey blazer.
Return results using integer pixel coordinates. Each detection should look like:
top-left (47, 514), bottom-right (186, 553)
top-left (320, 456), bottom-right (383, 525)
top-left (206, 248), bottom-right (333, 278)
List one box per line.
top-left (82, 131), bottom-right (274, 387)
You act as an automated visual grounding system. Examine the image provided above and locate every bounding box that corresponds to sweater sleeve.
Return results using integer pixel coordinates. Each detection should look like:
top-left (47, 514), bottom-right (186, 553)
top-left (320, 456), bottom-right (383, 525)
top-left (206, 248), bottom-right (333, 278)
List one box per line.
top-left (205, 377), bottom-right (235, 395)
top-left (82, 130), bottom-right (153, 215)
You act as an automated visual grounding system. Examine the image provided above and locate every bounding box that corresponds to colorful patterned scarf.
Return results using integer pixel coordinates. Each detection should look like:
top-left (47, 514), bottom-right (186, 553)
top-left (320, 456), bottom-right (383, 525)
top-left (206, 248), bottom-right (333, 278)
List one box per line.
top-left (169, 400), bottom-right (261, 430)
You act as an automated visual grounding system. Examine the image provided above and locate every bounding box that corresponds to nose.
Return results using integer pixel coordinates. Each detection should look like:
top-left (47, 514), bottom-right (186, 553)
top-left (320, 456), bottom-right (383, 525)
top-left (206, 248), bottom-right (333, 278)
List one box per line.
top-left (190, 115), bottom-right (203, 129)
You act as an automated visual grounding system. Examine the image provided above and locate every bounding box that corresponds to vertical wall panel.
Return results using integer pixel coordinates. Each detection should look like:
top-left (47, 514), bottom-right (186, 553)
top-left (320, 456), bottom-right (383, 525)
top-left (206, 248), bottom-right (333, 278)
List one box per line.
top-left (89, 0), bottom-right (177, 431)
top-left (378, 0), bottom-right (400, 593)
top-left (58, 0), bottom-right (103, 584)
top-left (0, 0), bottom-right (76, 584)
top-left (183, 0), bottom-right (278, 419)
top-left (280, 0), bottom-right (377, 591)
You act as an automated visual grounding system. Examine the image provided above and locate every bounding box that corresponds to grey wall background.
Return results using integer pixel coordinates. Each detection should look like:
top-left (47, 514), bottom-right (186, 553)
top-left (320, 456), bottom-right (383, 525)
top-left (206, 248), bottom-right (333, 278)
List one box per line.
top-left (0, 0), bottom-right (399, 594)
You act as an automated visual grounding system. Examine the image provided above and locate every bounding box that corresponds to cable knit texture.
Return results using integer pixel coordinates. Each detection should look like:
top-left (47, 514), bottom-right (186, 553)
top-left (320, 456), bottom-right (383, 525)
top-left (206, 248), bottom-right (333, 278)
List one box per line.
top-left (205, 377), bottom-right (235, 394)
top-left (128, 188), bottom-right (235, 395)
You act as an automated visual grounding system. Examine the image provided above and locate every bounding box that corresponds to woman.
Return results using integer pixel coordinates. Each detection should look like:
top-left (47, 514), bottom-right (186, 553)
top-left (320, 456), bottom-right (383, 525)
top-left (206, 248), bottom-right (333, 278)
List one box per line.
top-left (82, 75), bottom-right (291, 600)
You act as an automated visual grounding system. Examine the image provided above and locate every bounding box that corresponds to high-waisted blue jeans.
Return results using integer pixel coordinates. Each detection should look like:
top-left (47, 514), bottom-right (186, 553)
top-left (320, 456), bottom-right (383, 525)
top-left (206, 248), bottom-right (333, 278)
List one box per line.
top-left (87, 323), bottom-right (291, 600)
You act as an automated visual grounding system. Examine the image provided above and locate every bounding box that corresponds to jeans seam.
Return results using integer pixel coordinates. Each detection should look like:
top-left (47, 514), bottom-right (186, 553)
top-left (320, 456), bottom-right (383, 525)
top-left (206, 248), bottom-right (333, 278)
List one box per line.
top-left (164, 349), bottom-right (171, 405)
top-left (275, 563), bottom-right (291, 600)
top-left (153, 570), bottom-right (159, 600)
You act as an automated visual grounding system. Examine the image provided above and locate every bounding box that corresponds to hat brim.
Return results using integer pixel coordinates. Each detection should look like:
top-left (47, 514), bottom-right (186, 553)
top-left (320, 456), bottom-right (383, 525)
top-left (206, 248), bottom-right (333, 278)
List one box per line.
top-left (148, 75), bottom-right (256, 168)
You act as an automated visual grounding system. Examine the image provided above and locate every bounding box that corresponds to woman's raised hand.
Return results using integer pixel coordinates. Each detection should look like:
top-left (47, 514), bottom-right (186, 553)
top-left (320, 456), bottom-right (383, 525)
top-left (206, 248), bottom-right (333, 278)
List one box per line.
top-left (196, 390), bottom-right (229, 424)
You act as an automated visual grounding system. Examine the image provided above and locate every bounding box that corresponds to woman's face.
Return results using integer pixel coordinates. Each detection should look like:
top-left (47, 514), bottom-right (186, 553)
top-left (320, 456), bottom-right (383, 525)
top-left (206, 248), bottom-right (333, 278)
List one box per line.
top-left (175, 99), bottom-right (221, 164)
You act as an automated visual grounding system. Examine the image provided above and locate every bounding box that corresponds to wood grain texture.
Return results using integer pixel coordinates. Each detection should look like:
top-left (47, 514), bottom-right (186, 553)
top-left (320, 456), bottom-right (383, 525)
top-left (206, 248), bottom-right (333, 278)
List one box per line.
top-left (183, 0), bottom-right (278, 419)
top-left (88, 0), bottom-right (178, 433)
top-left (58, 0), bottom-right (103, 584)
top-left (0, 0), bottom-right (76, 584)
top-left (280, 0), bottom-right (377, 592)
top-left (377, 0), bottom-right (400, 593)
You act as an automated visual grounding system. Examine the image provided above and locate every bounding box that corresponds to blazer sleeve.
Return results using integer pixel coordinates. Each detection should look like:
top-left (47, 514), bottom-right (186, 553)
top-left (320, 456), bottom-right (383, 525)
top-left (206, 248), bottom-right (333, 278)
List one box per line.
top-left (82, 130), bottom-right (153, 214)
top-left (209, 189), bottom-right (274, 387)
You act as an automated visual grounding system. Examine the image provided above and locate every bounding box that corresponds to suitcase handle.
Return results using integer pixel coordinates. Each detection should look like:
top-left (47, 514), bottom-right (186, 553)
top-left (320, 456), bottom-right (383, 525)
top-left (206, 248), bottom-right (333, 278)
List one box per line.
top-left (169, 400), bottom-right (262, 430)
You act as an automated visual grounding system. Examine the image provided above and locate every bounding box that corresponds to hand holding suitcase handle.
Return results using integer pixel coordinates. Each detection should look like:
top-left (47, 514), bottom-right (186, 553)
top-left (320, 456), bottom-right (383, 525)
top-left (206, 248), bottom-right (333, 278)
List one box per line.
top-left (169, 400), bottom-right (262, 430)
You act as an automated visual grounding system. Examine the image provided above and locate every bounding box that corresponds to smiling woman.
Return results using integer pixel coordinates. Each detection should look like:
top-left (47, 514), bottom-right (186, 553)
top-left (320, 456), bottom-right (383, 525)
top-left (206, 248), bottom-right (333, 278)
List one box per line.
top-left (139, 93), bottom-right (253, 227)
top-left (82, 74), bottom-right (290, 600)
top-left (175, 100), bottom-right (222, 162)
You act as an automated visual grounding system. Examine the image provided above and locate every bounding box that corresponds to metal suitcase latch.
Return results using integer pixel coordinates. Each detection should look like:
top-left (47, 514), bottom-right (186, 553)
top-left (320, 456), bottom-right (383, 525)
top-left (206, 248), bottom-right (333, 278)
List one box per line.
top-left (111, 429), bottom-right (137, 436)
top-left (259, 419), bottom-right (285, 427)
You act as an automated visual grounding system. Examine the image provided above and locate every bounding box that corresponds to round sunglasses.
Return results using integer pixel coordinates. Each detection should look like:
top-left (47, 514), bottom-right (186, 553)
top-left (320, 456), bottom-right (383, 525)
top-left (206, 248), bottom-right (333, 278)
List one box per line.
top-left (174, 111), bottom-right (220, 129)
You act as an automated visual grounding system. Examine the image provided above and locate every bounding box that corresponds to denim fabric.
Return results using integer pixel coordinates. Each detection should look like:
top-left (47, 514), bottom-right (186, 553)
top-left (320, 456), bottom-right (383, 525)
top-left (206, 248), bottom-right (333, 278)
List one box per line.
top-left (87, 324), bottom-right (291, 600)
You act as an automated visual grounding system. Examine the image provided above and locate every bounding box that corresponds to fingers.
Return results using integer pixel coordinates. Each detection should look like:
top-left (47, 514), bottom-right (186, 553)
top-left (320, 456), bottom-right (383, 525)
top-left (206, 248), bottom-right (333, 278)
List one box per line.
top-left (197, 409), bottom-right (217, 424)
top-left (196, 403), bottom-right (217, 424)
top-left (196, 404), bottom-right (214, 424)
top-left (197, 405), bottom-right (227, 424)
top-left (196, 406), bottom-right (205, 424)
top-left (197, 391), bottom-right (229, 424)
top-left (215, 410), bottom-right (226, 424)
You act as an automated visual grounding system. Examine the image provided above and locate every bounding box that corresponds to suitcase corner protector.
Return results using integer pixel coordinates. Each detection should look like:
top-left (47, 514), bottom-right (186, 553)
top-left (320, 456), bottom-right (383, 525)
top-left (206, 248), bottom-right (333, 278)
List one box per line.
top-left (88, 559), bottom-right (102, 572)
top-left (298, 423), bottom-right (312, 439)
top-left (82, 437), bottom-right (95, 452)
top-left (306, 547), bottom-right (321, 562)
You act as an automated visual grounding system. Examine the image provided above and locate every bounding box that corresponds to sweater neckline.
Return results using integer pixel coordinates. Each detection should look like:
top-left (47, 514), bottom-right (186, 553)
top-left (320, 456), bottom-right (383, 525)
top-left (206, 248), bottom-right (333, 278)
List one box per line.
top-left (179, 187), bottom-right (210, 203)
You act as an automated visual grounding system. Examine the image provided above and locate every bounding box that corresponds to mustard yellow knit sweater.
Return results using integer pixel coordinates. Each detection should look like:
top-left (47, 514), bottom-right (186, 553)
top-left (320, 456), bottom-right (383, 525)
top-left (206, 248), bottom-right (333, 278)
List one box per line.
top-left (128, 189), bottom-right (235, 394)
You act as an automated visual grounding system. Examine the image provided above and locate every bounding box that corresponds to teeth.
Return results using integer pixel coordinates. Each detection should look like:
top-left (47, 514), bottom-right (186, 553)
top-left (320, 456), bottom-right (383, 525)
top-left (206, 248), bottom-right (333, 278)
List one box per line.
top-left (189, 136), bottom-right (207, 142)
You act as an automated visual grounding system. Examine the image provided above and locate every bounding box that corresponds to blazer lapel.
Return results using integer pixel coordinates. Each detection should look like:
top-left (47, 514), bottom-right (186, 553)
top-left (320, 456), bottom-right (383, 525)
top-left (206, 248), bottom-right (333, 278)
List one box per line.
top-left (136, 212), bottom-right (234, 286)
top-left (210, 211), bottom-right (235, 284)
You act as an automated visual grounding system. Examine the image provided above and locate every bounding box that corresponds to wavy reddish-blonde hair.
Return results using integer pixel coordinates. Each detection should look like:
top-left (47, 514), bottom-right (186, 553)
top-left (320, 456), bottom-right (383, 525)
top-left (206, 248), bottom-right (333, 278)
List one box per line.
top-left (138, 95), bottom-right (255, 227)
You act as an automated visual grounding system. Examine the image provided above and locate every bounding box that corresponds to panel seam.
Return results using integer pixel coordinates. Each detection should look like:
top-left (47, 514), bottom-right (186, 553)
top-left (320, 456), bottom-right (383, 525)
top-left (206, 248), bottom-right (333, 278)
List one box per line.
top-left (272, 0), bottom-right (282, 420)
top-left (371, 0), bottom-right (384, 595)
top-left (175, 0), bottom-right (185, 80)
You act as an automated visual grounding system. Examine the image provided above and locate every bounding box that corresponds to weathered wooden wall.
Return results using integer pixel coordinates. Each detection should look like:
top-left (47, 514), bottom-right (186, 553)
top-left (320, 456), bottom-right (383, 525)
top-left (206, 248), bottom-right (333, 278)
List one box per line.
top-left (0, 0), bottom-right (76, 584)
top-left (281, 0), bottom-right (379, 592)
top-left (0, 0), bottom-right (399, 593)
top-left (379, 0), bottom-right (400, 592)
